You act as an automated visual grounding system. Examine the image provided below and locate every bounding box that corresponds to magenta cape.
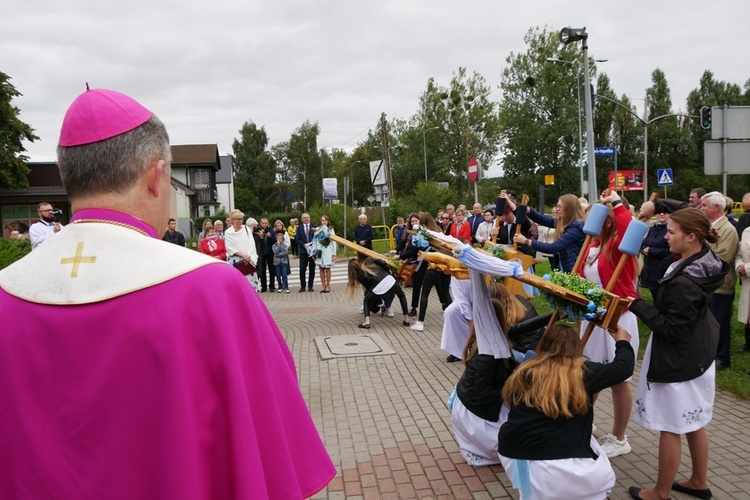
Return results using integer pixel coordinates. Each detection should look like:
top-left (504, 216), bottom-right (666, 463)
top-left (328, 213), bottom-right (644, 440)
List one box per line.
top-left (0, 210), bottom-right (334, 498)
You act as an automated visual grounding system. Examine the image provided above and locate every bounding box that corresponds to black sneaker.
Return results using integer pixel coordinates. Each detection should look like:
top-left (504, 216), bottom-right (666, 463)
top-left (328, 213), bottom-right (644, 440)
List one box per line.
top-left (733, 344), bottom-right (749, 353)
top-left (408, 308), bottom-right (417, 317)
top-left (446, 354), bottom-right (460, 363)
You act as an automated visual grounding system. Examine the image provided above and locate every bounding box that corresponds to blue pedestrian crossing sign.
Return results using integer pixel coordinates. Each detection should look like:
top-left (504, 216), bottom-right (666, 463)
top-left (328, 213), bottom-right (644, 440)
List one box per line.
top-left (657, 168), bottom-right (674, 187)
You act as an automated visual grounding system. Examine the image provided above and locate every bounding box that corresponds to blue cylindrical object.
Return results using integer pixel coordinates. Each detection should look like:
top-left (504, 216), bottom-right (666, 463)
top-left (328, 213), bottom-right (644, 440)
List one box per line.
top-left (583, 203), bottom-right (610, 236)
top-left (515, 205), bottom-right (527, 225)
top-left (618, 219), bottom-right (649, 256)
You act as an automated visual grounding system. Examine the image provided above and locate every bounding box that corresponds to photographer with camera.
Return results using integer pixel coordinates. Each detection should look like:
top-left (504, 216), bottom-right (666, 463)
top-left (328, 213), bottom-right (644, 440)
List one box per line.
top-left (29, 202), bottom-right (63, 250)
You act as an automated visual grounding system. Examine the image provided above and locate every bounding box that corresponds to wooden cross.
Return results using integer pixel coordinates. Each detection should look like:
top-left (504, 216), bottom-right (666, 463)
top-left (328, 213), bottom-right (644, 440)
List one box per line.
top-left (60, 242), bottom-right (96, 278)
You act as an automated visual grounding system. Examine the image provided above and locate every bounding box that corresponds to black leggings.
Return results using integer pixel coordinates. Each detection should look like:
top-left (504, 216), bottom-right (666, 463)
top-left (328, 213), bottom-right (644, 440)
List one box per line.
top-left (410, 264), bottom-right (427, 309)
top-left (418, 269), bottom-right (452, 322)
top-left (364, 283), bottom-right (408, 319)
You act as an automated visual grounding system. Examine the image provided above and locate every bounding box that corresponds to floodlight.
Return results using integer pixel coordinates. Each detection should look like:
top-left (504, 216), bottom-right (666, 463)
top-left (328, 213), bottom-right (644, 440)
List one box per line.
top-left (560, 27), bottom-right (587, 44)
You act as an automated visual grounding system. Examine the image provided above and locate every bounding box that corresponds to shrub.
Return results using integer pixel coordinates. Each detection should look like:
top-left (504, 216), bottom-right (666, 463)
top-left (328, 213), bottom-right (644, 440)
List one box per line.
top-left (0, 238), bottom-right (31, 270)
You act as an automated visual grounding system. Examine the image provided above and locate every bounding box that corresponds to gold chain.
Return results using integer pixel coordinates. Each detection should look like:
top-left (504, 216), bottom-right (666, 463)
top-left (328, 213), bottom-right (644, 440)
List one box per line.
top-left (73, 219), bottom-right (149, 237)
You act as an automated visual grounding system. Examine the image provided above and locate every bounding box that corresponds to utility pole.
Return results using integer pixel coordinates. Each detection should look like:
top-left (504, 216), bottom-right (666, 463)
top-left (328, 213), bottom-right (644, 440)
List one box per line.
top-left (380, 112), bottom-right (394, 199)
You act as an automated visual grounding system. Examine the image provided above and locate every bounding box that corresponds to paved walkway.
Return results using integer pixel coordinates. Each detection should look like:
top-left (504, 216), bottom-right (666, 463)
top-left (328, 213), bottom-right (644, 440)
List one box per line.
top-left (260, 265), bottom-right (750, 499)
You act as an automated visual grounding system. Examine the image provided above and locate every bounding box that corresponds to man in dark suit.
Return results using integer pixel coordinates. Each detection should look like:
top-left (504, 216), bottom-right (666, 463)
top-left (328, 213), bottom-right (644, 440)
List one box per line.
top-left (466, 202), bottom-right (484, 241)
top-left (497, 206), bottom-right (537, 258)
top-left (296, 213), bottom-right (317, 292)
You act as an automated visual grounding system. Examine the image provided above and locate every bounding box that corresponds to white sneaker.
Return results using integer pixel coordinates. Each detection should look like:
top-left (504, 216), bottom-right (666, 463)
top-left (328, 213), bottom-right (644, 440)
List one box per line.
top-left (592, 423), bottom-right (597, 434)
top-left (410, 321), bottom-right (424, 332)
top-left (277, 288), bottom-right (283, 293)
top-left (359, 305), bottom-right (364, 313)
top-left (386, 307), bottom-right (394, 318)
top-left (599, 434), bottom-right (631, 458)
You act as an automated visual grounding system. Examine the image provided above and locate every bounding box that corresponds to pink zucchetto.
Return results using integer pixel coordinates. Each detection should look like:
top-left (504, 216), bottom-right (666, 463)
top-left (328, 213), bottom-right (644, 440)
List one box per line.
top-left (58, 86), bottom-right (153, 147)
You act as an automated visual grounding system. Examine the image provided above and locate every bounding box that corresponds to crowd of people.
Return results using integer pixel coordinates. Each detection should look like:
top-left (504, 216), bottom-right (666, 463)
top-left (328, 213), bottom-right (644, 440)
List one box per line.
top-left (341, 187), bottom-right (742, 500)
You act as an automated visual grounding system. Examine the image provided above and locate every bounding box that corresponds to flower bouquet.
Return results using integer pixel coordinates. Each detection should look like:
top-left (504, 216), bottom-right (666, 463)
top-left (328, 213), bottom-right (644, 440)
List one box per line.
top-left (314, 226), bottom-right (331, 247)
top-left (410, 225), bottom-right (435, 249)
top-left (541, 271), bottom-right (608, 321)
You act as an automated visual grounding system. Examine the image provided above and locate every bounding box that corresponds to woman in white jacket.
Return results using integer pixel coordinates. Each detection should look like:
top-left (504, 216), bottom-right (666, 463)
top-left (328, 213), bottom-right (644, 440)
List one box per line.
top-left (224, 209), bottom-right (260, 292)
top-left (474, 210), bottom-right (496, 245)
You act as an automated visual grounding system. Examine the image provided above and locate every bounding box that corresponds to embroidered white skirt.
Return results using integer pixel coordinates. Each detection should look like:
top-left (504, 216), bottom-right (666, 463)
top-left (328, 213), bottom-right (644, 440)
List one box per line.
top-left (450, 398), bottom-right (503, 466)
top-left (633, 335), bottom-right (715, 434)
top-left (499, 435), bottom-right (615, 500)
top-left (581, 310), bottom-right (640, 364)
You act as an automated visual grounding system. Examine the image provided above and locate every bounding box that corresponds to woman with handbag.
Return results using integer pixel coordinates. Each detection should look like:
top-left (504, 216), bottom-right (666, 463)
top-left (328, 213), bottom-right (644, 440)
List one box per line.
top-left (224, 209), bottom-right (260, 292)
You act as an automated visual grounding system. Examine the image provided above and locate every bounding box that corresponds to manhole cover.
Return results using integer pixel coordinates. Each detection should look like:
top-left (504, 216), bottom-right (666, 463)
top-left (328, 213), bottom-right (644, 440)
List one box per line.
top-left (314, 334), bottom-right (396, 360)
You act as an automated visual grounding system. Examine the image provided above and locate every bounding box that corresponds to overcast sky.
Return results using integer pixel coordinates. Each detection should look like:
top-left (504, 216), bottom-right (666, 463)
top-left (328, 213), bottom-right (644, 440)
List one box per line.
top-left (3, 0), bottom-right (748, 177)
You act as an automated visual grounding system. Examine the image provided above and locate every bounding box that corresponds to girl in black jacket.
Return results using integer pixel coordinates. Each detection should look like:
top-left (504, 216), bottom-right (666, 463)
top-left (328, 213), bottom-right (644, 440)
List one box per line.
top-left (627, 208), bottom-right (728, 500)
top-left (498, 323), bottom-right (634, 499)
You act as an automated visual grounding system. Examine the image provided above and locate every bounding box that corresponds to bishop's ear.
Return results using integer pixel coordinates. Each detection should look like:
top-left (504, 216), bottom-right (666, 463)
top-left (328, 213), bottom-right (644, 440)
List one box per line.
top-left (146, 159), bottom-right (170, 198)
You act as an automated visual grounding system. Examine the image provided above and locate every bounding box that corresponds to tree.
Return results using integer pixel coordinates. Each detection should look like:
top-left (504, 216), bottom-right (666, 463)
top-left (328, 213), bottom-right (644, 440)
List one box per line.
top-left (593, 74), bottom-right (643, 191)
top-left (0, 72), bottom-right (38, 188)
top-left (684, 70), bottom-right (750, 199)
top-left (232, 121), bottom-right (277, 207)
top-left (415, 68), bottom-right (502, 199)
top-left (286, 121), bottom-right (321, 210)
top-left (498, 26), bottom-right (602, 200)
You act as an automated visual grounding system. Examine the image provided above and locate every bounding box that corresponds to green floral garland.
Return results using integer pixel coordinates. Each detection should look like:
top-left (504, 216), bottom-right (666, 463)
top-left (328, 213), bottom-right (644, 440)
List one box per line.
top-left (541, 271), bottom-right (608, 320)
top-left (482, 243), bottom-right (507, 261)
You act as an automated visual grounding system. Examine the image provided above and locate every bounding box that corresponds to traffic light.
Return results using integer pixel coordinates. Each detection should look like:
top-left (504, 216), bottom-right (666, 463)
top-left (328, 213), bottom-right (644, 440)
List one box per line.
top-left (700, 106), bottom-right (712, 130)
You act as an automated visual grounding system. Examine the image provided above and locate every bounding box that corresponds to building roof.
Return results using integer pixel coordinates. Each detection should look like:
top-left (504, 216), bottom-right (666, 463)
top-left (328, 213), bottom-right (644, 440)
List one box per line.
top-left (171, 144), bottom-right (220, 171)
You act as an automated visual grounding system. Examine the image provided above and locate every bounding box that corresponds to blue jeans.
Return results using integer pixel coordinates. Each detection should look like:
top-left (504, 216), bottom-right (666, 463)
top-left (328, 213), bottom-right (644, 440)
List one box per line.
top-left (275, 264), bottom-right (288, 289)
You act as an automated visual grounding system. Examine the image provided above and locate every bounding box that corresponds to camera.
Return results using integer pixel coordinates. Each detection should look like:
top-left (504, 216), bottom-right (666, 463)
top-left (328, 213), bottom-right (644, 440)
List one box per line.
top-left (52, 209), bottom-right (62, 223)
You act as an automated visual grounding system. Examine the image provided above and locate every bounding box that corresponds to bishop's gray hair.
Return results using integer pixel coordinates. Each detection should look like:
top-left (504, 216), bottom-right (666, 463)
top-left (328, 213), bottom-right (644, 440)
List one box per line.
top-left (57, 115), bottom-right (171, 198)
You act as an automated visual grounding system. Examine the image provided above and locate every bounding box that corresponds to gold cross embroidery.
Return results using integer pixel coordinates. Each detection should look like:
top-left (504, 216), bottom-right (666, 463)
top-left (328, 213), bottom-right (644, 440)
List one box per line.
top-left (60, 242), bottom-right (96, 278)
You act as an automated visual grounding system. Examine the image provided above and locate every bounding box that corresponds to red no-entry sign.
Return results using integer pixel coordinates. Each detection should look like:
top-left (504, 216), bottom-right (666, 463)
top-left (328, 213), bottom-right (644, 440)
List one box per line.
top-left (468, 157), bottom-right (479, 182)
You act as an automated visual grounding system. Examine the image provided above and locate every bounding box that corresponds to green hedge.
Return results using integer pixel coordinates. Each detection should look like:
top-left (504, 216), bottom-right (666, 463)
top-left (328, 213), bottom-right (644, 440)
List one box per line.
top-left (0, 239), bottom-right (31, 270)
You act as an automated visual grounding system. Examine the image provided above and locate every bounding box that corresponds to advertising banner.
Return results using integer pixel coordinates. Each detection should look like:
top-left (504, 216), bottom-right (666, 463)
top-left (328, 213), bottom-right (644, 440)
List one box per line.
top-left (322, 178), bottom-right (338, 200)
top-left (608, 170), bottom-right (644, 191)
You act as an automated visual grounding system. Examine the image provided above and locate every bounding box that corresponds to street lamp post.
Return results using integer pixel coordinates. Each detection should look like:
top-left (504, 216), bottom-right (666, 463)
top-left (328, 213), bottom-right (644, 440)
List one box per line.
top-left (422, 126), bottom-right (440, 182)
top-left (547, 57), bottom-right (608, 198)
top-left (559, 27), bottom-right (598, 202)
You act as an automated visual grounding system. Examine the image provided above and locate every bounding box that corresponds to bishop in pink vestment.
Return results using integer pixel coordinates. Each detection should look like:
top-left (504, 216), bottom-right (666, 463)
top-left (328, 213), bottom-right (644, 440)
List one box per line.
top-left (0, 88), bottom-right (334, 499)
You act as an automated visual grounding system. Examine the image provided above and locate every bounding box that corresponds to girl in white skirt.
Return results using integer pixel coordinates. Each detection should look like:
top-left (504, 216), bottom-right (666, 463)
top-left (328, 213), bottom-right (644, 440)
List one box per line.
top-left (498, 323), bottom-right (635, 499)
top-left (449, 246), bottom-right (527, 466)
top-left (577, 191), bottom-right (640, 457)
top-left (628, 208), bottom-right (728, 500)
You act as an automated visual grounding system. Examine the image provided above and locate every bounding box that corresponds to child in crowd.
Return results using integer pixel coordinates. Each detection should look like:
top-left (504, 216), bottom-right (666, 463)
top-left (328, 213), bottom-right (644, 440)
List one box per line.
top-left (272, 232), bottom-right (290, 293)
